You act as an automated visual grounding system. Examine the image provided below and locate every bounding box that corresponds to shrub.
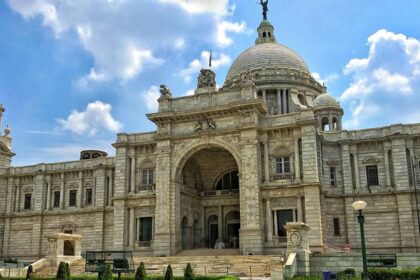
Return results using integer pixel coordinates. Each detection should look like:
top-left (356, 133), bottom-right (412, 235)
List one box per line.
top-left (56, 262), bottom-right (68, 280)
top-left (25, 264), bottom-right (33, 280)
top-left (100, 264), bottom-right (113, 280)
top-left (184, 263), bottom-right (194, 280)
top-left (165, 264), bottom-right (174, 280)
top-left (65, 263), bottom-right (71, 279)
top-left (368, 268), bottom-right (420, 280)
top-left (135, 262), bottom-right (147, 280)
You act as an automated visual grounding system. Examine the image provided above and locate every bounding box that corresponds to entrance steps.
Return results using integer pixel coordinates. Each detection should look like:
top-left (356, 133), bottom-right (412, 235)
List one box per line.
top-left (33, 252), bottom-right (283, 278)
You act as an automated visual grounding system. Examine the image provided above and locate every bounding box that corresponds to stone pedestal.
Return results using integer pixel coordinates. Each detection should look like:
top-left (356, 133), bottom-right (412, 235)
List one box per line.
top-left (45, 233), bottom-right (83, 265)
top-left (284, 222), bottom-right (311, 275)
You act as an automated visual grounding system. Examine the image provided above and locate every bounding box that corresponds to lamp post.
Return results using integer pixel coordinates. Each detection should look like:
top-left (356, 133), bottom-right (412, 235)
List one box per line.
top-left (352, 200), bottom-right (368, 280)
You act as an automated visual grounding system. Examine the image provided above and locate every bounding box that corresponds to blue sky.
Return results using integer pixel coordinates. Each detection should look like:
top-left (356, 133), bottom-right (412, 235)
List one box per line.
top-left (1, 0), bottom-right (420, 166)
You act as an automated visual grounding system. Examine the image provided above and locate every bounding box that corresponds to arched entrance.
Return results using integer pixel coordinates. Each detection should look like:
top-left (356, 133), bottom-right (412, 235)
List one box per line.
top-left (225, 211), bottom-right (240, 249)
top-left (181, 217), bottom-right (190, 250)
top-left (176, 143), bottom-right (241, 252)
top-left (208, 215), bottom-right (218, 248)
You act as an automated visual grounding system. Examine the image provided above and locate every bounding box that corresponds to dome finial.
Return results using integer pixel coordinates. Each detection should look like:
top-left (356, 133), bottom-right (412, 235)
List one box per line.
top-left (258, 0), bottom-right (269, 20)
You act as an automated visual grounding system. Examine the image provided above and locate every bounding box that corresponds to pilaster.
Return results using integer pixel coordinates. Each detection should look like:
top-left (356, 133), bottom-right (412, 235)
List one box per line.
top-left (239, 129), bottom-right (263, 254)
top-left (391, 138), bottom-right (409, 191)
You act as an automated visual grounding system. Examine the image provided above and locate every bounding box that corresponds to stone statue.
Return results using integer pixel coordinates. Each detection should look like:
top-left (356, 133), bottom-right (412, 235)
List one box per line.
top-left (259, 0), bottom-right (269, 20)
top-left (206, 118), bottom-right (217, 129)
top-left (197, 69), bottom-right (216, 88)
top-left (159, 84), bottom-right (172, 98)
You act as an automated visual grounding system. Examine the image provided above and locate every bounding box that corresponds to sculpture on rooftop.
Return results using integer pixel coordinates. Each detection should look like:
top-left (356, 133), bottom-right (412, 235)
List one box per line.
top-left (159, 84), bottom-right (172, 98)
top-left (197, 69), bottom-right (216, 89)
top-left (259, 0), bottom-right (269, 20)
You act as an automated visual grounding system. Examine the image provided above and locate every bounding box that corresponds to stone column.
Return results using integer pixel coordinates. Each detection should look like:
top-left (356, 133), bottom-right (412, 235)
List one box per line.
top-left (341, 142), bottom-right (354, 194)
top-left (129, 208), bottom-right (135, 247)
top-left (46, 177), bottom-right (51, 210)
top-left (282, 89), bottom-right (287, 114)
top-left (391, 137), bottom-right (410, 191)
top-left (60, 175), bottom-right (65, 209)
top-left (262, 90), bottom-right (266, 103)
top-left (239, 129), bottom-right (264, 254)
top-left (15, 184), bottom-right (21, 212)
top-left (328, 116), bottom-right (333, 131)
top-left (301, 124), bottom-right (319, 182)
top-left (130, 155), bottom-right (136, 192)
top-left (273, 211), bottom-right (278, 236)
top-left (396, 193), bottom-right (416, 252)
top-left (384, 147), bottom-right (392, 187)
top-left (353, 153), bottom-right (361, 190)
top-left (201, 207), bottom-right (206, 247)
top-left (294, 137), bottom-right (301, 181)
top-left (277, 89), bottom-right (282, 114)
top-left (296, 196), bottom-right (303, 222)
top-left (113, 145), bottom-right (128, 250)
top-left (107, 175), bottom-right (113, 206)
top-left (78, 171), bottom-right (83, 208)
top-left (304, 186), bottom-right (323, 251)
top-left (262, 134), bottom-right (270, 183)
top-left (218, 206), bottom-right (223, 240)
top-left (153, 140), bottom-right (176, 256)
top-left (266, 199), bottom-right (273, 242)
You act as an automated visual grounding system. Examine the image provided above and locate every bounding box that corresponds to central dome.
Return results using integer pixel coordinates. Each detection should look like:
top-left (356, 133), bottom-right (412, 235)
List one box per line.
top-left (225, 42), bottom-right (310, 82)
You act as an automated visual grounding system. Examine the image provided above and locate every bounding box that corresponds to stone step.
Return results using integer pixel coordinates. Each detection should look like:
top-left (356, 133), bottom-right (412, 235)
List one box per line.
top-left (34, 254), bottom-right (282, 278)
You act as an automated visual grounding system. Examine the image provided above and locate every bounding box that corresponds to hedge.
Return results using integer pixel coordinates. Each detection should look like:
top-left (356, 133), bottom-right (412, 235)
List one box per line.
top-left (368, 267), bottom-right (420, 280)
top-left (6, 276), bottom-right (238, 280)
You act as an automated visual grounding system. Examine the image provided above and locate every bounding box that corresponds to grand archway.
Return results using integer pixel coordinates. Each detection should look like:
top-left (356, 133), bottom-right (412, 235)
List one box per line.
top-left (177, 145), bottom-right (241, 251)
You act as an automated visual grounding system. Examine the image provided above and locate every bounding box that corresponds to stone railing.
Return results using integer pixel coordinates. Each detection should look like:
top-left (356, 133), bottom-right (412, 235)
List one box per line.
top-left (135, 184), bottom-right (155, 193)
top-left (201, 189), bottom-right (239, 197)
top-left (271, 173), bottom-right (293, 181)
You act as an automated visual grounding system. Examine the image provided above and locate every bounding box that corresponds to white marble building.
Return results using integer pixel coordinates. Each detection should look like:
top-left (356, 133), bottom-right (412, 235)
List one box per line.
top-left (0, 11), bottom-right (419, 260)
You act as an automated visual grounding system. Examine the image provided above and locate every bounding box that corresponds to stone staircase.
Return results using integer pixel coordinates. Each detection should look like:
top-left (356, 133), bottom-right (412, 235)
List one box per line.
top-left (34, 250), bottom-right (283, 278)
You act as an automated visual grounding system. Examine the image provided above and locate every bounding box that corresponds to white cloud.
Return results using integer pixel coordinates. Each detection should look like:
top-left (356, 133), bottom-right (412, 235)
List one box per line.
top-left (185, 89), bottom-right (195, 96)
top-left (158, 0), bottom-right (230, 15)
top-left (8, 0), bottom-right (244, 83)
top-left (143, 86), bottom-right (161, 112)
top-left (216, 20), bottom-right (246, 46)
top-left (58, 101), bottom-right (122, 136)
top-left (339, 29), bottom-right (420, 129)
top-left (312, 72), bottom-right (339, 86)
top-left (179, 51), bottom-right (231, 82)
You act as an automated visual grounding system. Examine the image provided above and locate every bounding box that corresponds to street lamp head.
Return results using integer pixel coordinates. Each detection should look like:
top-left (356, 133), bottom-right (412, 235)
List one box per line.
top-left (352, 200), bottom-right (367, 211)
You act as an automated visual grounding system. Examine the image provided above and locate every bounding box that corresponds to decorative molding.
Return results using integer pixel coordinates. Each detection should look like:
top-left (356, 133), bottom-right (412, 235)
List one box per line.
top-left (326, 160), bottom-right (340, 166)
top-left (362, 157), bottom-right (381, 164)
top-left (194, 117), bottom-right (217, 133)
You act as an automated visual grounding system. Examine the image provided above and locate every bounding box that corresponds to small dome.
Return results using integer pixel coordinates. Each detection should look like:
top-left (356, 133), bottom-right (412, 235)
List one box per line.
top-left (225, 43), bottom-right (310, 83)
top-left (313, 93), bottom-right (341, 109)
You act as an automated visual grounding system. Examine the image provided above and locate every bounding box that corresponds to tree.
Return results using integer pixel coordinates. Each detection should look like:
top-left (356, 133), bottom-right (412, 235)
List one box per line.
top-left (25, 264), bottom-right (33, 280)
top-left (184, 263), bottom-right (194, 280)
top-left (165, 264), bottom-right (174, 280)
top-left (135, 262), bottom-right (147, 280)
top-left (56, 261), bottom-right (68, 280)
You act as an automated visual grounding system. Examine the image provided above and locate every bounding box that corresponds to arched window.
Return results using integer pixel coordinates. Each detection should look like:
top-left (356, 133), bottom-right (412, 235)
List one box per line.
top-left (215, 170), bottom-right (239, 190)
top-left (268, 32), bottom-right (272, 37)
top-left (332, 117), bottom-right (338, 131)
top-left (263, 31), bottom-right (267, 38)
top-left (321, 117), bottom-right (330, 131)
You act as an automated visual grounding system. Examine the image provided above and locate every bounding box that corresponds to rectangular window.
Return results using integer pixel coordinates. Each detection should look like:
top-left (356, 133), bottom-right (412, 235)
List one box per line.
top-left (85, 188), bottom-right (93, 205)
top-left (24, 193), bottom-right (31, 210)
top-left (276, 209), bottom-right (294, 237)
top-left (69, 190), bottom-right (77, 207)
top-left (53, 191), bottom-right (60, 208)
top-left (142, 169), bottom-right (154, 185)
top-left (333, 218), bottom-right (340, 236)
top-left (275, 157), bottom-right (290, 174)
top-left (139, 217), bottom-right (153, 241)
top-left (366, 165), bottom-right (379, 186)
top-left (330, 167), bottom-right (336, 187)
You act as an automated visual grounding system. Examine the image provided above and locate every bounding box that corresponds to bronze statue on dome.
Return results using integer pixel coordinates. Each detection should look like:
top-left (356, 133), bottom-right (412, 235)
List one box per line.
top-left (259, 0), bottom-right (269, 20)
